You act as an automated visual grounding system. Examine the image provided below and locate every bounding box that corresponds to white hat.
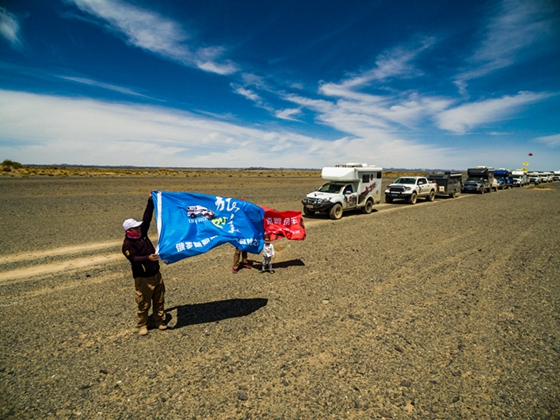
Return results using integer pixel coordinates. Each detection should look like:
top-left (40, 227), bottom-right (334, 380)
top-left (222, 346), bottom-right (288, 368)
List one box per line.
top-left (123, 218), bottom-right (143, 231)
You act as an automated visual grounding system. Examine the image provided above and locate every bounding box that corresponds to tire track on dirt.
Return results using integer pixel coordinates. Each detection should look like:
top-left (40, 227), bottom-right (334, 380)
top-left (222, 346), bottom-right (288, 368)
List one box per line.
top-left (0, 254), bottom-right (122, 284)
top-left (0, 241), bottom-right (121, 265)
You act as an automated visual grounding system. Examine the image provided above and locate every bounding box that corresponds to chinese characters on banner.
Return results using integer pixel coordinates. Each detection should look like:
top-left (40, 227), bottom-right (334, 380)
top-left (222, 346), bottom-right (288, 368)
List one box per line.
top-left (262, 207), bottom-right (306, 241)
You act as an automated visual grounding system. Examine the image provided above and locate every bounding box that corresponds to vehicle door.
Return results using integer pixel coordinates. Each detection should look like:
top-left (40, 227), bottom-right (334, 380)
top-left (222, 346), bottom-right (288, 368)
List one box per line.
top-left (417, 178), bottom-right (428, 196)
top-left (342, 184), bottom-right (357, 209)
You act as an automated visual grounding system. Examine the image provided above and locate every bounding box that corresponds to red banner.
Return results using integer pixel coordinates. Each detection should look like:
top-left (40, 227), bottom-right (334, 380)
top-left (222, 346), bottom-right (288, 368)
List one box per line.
top-left (262, 207), bottom-right (306, 241)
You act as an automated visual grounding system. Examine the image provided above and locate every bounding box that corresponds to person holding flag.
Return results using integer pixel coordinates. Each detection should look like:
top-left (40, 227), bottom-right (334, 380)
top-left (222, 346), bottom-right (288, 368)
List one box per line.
top-left (122, 195), bottom-right (167, 336)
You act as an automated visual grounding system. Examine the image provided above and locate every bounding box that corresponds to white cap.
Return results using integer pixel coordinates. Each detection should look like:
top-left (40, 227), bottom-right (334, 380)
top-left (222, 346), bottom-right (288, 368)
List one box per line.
top-left (123, 218), bottom-right (143, 231)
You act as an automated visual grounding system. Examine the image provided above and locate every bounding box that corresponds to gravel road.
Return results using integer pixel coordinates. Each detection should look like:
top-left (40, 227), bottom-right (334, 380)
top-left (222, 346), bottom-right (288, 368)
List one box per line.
top-left (1, 176), bottom-right (558, 419)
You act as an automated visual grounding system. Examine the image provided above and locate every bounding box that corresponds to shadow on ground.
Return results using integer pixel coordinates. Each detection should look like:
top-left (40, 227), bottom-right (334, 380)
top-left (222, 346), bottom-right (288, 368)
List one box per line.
top-left (251, 258), bottom-right (305, 271)
top-left (166, 298), bottom-right (268, 328)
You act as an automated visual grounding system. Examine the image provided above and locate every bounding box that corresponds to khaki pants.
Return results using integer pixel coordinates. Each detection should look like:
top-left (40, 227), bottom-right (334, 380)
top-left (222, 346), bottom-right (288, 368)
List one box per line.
top-left (134, 272), bottom-right (166, 328)
top-left (233, 248), bottom-right (248, 270)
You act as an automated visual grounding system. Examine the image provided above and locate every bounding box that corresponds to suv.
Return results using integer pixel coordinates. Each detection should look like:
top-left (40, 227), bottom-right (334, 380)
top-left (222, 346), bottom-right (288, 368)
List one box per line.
top-left (187, 205), bottom-right (215, 219)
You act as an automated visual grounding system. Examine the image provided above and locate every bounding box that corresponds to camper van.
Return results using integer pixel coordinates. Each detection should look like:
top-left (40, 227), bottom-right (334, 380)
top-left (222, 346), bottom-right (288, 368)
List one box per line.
top-left (462, 166), bottom-right (495, 194)
top-left (302, 163), bottom-right (382, 219)
top-left (511, 170), bottom-right (528, 187)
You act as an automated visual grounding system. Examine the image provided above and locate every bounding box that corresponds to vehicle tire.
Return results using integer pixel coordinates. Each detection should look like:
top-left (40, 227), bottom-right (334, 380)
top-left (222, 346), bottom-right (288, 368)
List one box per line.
top-left (450, 190), bottom-right (457, 198)
top-left (303, 207), bottom-right (313, 217)
top-left (361, 199), bottom-right (374, 214)
top-left (385, 195), bottom-right (393, 203)
top-left (479, 188), bottom-right (484, 194)
top-left (329, 203), bottom-right (343, 220)
top-left (426, 190), bottom-right (435, 202)
top-left (408, 192), bottom-right (417, 204)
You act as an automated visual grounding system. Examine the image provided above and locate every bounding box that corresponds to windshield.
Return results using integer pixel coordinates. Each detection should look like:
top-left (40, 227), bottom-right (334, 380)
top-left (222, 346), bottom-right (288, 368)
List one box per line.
top-left (394, 177), bottom-right (416, 184)
top-left (318, 183), bottom-right (343, 193)
top-left (465, 177), bottom-right (483, 182)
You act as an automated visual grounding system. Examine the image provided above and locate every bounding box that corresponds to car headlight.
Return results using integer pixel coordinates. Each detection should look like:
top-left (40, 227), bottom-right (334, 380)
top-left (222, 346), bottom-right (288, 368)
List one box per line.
top-left (405, 186), bottom-right (411, 191)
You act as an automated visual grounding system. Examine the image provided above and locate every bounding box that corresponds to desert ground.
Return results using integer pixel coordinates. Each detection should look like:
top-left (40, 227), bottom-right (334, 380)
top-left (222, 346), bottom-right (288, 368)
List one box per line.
top-left (0, 170), bottom-right (559, 419)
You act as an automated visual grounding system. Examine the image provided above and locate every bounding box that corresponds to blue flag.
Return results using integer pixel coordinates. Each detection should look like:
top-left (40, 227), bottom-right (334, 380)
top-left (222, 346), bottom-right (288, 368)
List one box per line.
top-left (153, 191), bottom-right (265, 264)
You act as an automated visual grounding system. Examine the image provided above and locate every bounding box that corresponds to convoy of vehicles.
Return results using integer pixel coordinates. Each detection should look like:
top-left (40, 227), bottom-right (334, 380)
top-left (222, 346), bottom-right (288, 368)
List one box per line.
top-left (384, 176), bottom-right (438, 204)
top-left (302, 164), bottom-right (557, 218)
top-left (302, 163), bottom-right (382, 220)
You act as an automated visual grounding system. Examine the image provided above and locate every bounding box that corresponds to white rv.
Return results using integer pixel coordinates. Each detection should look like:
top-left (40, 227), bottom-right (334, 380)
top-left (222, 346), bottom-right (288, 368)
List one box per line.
top-left (302, 163), bottom-right (383, 219)
top-left (511, 170), bottom-right (528, 187)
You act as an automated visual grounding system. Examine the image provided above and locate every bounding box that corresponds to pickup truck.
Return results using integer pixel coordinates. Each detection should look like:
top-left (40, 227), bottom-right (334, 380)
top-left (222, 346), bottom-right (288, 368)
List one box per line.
top-left (384, 176), bottom-right (437, 204)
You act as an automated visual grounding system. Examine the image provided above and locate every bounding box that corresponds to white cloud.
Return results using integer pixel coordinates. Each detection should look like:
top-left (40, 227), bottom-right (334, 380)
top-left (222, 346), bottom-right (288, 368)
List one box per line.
top-left (535, 133), bottom-right (560, 147)
top-left (67, 0), bottom-right (237, 75)
top-left (0, 89), bottom-right (319, 167)
top-left (320, 37), bottom-right (435, 95)
top-left (275, 108), bottom-right (301, 121)
top-left (233, 86), bottom-right (261, 103)
top-left (435, 91), bottom-right (550, 134)
top-left (0, 89), bottom-right (463, 169)
top-left (0, 7), bottom-right (22, 49)
top-left (455, 0), bottom-right (556, 93)
top-left (58, 75), bottom-right (153, 98)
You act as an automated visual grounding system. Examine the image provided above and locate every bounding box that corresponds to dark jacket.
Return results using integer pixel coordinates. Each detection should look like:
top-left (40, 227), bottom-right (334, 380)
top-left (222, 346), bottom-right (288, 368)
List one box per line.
top-left (122, 197), bottom-right (160, 278)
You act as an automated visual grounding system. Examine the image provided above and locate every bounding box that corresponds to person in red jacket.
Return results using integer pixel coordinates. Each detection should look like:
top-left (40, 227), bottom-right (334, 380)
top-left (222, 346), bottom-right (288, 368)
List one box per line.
top-left (122, 195), bottom-right (167, 336)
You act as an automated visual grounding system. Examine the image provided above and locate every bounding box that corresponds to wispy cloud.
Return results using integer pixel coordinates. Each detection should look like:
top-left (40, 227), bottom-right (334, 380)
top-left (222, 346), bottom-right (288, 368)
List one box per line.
top-left (455, 0), bottom-right (556, 94)
top-left (59, 75), bottom-right (154, 98)
top-left (67, 0), bottom-right (237, 75)
top-left (286, 38), bottom-right (459, 133)
top-left (0, 7), bottom-right (22, 50)
top-left (320, 37), bottom-right (435, 95)
top-left (275, 108), bottom-right (301, 121)
top-left (233, 86), bottom-right (261, 103)
top-left (435, 91), bottom-right (550, 134)
top-left (535, 133), bottom-right (560, 147)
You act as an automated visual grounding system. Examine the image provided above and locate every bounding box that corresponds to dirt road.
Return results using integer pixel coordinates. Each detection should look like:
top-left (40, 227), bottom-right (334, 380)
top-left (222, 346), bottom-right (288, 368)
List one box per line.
top-left (1, 176), bottom-right (558, 419)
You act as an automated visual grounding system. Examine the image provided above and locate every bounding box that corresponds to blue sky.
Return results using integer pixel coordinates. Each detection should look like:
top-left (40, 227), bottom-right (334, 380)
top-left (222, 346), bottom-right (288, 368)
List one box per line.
top-left (1, 0), bottom-right (559, 170)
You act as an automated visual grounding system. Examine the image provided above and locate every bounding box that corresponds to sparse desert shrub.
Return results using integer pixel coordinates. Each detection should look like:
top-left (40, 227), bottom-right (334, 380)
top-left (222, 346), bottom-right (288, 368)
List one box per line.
top-left (2, 159), bottom-right (23, 169)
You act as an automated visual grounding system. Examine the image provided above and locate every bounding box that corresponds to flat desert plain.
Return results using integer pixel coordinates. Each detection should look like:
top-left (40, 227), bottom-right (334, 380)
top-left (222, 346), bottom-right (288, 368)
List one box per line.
top-left (0, 173), bottom-right (559, 419)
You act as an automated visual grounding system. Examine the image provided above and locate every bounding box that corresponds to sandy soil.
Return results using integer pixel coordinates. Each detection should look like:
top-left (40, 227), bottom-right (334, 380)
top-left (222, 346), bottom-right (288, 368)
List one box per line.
top-left (0, 175), bottom-right (559, 419)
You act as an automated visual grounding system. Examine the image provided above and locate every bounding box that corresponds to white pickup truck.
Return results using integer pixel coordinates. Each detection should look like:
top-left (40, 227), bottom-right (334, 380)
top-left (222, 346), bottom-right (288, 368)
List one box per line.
top-left (385, 176), bottom-right (437, 204)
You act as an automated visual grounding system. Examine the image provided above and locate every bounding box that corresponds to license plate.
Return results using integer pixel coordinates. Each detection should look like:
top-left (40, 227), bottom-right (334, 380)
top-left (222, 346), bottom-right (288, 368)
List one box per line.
top-left (392, 193), bottom-right (399, 197)
top-left (467, 187), bottom-right (473, 191)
